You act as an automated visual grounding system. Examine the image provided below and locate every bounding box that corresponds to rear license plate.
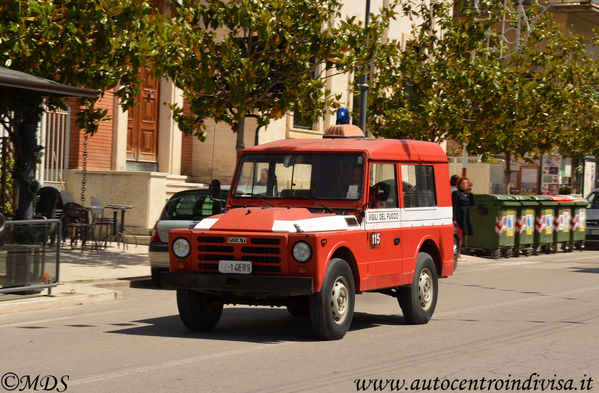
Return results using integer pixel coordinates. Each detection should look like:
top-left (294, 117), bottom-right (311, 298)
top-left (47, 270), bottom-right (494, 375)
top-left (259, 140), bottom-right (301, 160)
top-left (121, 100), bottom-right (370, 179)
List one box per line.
top-left (219, 260), bottom-right (252, 274)
top-left (591, 229), bottom-right (599, 235)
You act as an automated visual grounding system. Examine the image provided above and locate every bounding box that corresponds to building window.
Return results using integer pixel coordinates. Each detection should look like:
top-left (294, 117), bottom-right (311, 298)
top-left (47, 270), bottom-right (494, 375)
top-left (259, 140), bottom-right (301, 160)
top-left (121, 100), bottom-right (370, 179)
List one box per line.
top-left (292, 109), bottom-right (314, 130)
top-left (292, 58), bottom-right (320, 130)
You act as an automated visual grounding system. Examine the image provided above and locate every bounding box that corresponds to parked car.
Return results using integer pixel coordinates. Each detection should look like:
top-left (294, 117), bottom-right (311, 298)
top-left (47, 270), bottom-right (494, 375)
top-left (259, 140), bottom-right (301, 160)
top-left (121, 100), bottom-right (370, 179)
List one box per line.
top-left (586, 189), bottom-right (599, 248)
top-left (149, 186), bottom-right (229, 285)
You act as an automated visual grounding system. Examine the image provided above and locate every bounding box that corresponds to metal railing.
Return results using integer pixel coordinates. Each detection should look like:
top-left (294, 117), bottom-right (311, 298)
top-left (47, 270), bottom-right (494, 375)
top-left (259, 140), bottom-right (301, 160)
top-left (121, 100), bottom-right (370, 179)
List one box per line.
top-left (0, 218), bottom-right (61, 295)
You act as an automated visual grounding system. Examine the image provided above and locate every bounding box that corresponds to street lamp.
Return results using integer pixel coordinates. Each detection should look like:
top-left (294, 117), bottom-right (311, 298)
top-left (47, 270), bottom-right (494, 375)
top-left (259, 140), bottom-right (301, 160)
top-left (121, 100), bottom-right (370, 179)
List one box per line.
top-left (359, 0), bottom-right (371, 136)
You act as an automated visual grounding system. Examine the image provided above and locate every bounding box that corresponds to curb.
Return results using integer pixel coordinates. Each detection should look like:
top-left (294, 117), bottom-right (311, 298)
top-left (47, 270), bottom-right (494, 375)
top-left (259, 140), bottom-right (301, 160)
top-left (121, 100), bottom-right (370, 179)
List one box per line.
top-left (0, 283), bottom-right (122, 314)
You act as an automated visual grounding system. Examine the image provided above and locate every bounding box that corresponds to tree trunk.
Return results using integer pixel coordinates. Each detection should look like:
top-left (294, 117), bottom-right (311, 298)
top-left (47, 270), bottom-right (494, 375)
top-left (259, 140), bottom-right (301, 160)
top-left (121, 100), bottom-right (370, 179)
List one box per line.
top-left (570, 155), bottom-right (579, 194)
top-left (504, 153), bottom-right (511, 195)
top-left (235, 116), bottom-right (245, 153)
top-left (14, 117), bottom-right (39, 220)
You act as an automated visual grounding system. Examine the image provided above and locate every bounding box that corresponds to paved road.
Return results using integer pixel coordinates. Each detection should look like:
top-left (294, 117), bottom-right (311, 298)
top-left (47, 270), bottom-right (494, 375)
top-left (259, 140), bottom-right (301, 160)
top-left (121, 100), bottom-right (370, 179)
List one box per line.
top-left (1, 251), bottom-right (598, 393)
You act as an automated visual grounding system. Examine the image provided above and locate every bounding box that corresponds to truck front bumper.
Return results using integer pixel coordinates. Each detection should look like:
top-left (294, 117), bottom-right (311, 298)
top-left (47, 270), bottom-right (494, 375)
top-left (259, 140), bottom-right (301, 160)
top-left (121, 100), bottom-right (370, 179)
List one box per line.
top-left (161, 272), bottom-right (314, 297)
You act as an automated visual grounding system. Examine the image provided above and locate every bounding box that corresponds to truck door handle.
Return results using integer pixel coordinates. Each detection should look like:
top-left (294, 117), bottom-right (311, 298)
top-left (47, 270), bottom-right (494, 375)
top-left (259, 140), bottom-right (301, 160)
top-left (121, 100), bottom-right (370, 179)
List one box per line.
top-left (394, 237), bottom-right (400, 246)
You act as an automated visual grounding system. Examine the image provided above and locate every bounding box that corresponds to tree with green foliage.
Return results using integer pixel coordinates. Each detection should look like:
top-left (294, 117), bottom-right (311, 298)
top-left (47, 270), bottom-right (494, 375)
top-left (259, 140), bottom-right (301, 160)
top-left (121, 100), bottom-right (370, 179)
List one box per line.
top-left (365, 0), bottom-right (599, 192)
top-left (0, 0), bottom-right (160, 217)
top-left (157, 0), bottom-right (395, 152)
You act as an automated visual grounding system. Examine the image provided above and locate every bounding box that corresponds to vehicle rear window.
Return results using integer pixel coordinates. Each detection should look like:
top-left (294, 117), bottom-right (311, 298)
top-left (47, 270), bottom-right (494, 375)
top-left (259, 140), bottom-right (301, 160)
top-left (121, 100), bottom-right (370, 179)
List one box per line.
top-left (589, 192), bottom-right (599, 209)
top-left (160, 190), bottom-right (228, 220)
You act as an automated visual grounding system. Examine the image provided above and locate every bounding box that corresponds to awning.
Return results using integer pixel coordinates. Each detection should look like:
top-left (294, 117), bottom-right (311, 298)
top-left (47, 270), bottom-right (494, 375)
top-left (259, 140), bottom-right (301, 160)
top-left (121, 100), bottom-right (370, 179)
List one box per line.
top-left (0, 66), bottom-right (97, 98)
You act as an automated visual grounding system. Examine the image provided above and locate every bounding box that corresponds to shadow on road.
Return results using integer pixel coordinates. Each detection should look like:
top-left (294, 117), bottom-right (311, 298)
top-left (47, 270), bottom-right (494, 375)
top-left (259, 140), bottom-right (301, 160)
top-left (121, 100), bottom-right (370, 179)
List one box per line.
top-left (128, 278), bottom-right (170, 290)
top-left (106, 308), bottom-right (407, 343)
top-left (571, 266), bottom-right (599, 274)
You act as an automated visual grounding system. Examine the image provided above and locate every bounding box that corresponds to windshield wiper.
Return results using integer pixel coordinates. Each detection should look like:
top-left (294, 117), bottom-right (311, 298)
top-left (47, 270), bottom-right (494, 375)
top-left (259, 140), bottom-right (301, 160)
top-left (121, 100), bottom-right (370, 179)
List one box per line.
top-left (297, 195), bottom-right (334, 213)
top-left (236, 193), bottom-right (275, 207)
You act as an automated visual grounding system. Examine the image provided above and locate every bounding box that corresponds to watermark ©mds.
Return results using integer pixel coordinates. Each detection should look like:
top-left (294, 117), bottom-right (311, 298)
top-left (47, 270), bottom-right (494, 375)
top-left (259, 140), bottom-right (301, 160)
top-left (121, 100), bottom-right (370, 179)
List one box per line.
top-left (354, 373), bottom-right (594, 392)
top-left (1, 372), bottom-right (69, 392)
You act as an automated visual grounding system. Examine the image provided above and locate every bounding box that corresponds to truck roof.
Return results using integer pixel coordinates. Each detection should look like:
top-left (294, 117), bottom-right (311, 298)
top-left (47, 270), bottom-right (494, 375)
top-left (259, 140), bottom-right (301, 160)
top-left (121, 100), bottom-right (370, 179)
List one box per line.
top-left (242, 138), bottom-right (448, 163)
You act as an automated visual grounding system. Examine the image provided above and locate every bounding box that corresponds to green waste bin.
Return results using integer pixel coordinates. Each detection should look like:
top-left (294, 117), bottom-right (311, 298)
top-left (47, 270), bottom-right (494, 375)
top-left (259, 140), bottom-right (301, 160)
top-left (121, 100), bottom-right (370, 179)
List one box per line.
top-left (463, 194), bottom-right (519, 259)
top-left (530, 196), bottom-right (557, 254)
top-left (549, 195), bottom-right (575, 252)
top-left (564, 195), bottom-right (587, 251)
top-left (510, 195), bottom-right (536, 257)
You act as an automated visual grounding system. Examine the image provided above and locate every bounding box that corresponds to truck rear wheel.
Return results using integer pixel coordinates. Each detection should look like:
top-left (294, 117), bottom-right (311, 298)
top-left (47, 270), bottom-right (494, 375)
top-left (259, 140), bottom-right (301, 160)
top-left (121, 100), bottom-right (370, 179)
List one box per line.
top-left (398, 252), bottom-right (438, 324)
top-left (310, 258), bottom-right (355, 340)
top-left (176, 289), bottom-right (223, 331)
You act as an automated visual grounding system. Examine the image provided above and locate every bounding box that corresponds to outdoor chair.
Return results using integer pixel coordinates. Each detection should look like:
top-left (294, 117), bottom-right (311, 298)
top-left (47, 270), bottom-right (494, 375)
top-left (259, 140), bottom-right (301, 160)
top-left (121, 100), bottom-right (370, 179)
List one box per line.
top-left (34, 186), bottom-right (63, 219)
top-left (61, 202), bottom-right (96, 251)
top-left (60, 190), bottom-right (75, 204)
top-left (34, 186), bottom-right (63, 244)
top-left (90, 196), bottom-right (116, 247)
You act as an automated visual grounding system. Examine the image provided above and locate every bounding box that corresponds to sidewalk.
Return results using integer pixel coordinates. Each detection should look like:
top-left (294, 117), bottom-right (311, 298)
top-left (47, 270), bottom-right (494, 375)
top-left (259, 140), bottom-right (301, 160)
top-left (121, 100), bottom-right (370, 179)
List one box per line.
top-left (0, 244), bottom-right (151, 314)
top-left (1, 246), bottom-right (488, 314)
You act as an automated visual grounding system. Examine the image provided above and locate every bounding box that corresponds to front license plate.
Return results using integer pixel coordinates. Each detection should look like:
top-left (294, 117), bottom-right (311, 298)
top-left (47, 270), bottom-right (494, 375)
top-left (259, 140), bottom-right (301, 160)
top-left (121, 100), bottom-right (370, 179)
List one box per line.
top-left (591, 229), bottom-right (599, 235)
top-left (219, 260), bottom-right (252, 274)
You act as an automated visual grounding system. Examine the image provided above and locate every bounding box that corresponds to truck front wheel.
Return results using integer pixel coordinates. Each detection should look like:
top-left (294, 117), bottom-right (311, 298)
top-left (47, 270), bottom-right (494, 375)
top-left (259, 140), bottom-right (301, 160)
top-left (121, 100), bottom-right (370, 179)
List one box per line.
top-left (398, 252), bottom-right (438, 324)
top-left (176, 289), bottom-right (223, 331)
top-left (310, 258), bottom-right (355, 340)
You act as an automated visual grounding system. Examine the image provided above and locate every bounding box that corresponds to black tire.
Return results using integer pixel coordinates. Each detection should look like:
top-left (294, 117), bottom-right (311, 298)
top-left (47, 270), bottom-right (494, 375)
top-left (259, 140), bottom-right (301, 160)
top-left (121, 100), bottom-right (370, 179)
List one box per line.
top-left (151, 268), bottom-right (163, 286)
top-left (541, 244), bottom-right (550, 254)
top-left (398, 253), bottom-right (438, 324)
top-left (501, 248), bottom-right (510, 258)
top-left (490, 249), bottom-right (501, 259)
top-left (286, 298), bottom-right (310, 317)
top-left (176, 289), bottom-right (223, 331)
top-left (309, 258), bottom-right (355, 340)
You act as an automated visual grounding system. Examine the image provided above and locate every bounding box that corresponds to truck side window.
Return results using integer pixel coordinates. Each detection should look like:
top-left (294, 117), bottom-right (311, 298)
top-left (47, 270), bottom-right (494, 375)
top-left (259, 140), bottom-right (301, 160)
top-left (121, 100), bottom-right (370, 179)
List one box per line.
top-left (369, 164), bottom-right (398, 209)
top-left (401, 165), bottom-right (436, 208)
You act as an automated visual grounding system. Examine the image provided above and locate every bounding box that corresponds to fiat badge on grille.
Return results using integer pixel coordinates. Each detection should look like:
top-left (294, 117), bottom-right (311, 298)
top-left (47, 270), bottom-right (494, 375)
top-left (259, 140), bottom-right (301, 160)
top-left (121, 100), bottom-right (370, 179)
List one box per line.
top-left (228, 237), bottom-right (247, 244)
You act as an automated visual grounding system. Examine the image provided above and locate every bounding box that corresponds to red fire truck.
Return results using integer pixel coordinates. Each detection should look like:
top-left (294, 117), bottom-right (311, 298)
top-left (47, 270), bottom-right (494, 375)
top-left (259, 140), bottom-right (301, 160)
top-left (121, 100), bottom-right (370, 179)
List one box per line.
top-left (162, 124), bottom-right (455, 339)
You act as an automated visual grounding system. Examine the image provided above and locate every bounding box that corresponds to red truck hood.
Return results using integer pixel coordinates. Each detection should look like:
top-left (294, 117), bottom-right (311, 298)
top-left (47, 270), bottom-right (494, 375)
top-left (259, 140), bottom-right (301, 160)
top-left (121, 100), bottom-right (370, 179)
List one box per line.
top-left (193, 207), bottom-right (360, 233)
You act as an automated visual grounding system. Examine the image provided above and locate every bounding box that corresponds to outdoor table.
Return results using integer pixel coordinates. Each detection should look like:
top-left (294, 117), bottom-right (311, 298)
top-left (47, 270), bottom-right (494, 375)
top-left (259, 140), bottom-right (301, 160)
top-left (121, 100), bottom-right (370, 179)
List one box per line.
top-left (104, 204), bottom-right (136, 248)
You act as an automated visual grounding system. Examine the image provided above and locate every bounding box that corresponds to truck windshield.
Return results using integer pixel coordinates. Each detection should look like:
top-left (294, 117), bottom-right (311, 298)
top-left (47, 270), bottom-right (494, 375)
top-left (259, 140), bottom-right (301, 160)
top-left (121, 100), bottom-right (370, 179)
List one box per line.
top-left (233, 153), bottom-right (365, 200)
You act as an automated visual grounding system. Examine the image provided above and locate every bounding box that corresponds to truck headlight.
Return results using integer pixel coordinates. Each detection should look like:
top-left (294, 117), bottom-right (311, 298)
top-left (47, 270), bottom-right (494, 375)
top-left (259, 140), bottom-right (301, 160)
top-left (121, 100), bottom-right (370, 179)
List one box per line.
top-left (292, 241), bottom-right (312, 263)
top-left (172, 238), bottom-right (191, 258)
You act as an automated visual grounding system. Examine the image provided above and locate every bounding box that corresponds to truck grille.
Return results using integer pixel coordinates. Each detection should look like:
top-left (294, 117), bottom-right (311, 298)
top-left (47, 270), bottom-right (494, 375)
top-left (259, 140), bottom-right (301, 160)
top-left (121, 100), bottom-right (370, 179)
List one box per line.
top-left (195, 235), bottom-right (284, 274)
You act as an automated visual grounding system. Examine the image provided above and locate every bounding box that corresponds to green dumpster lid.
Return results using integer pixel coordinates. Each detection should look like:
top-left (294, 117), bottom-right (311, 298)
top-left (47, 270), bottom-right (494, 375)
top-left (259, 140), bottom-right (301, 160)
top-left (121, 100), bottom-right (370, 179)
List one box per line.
top-left (529, 195), bottom-right (558, 205)
top-left (510, 195), bottom-right (532, 200)
top-left (474, 194), bottom-right (521, 206)
top-left (510, 194), bottom-right (537, 206)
